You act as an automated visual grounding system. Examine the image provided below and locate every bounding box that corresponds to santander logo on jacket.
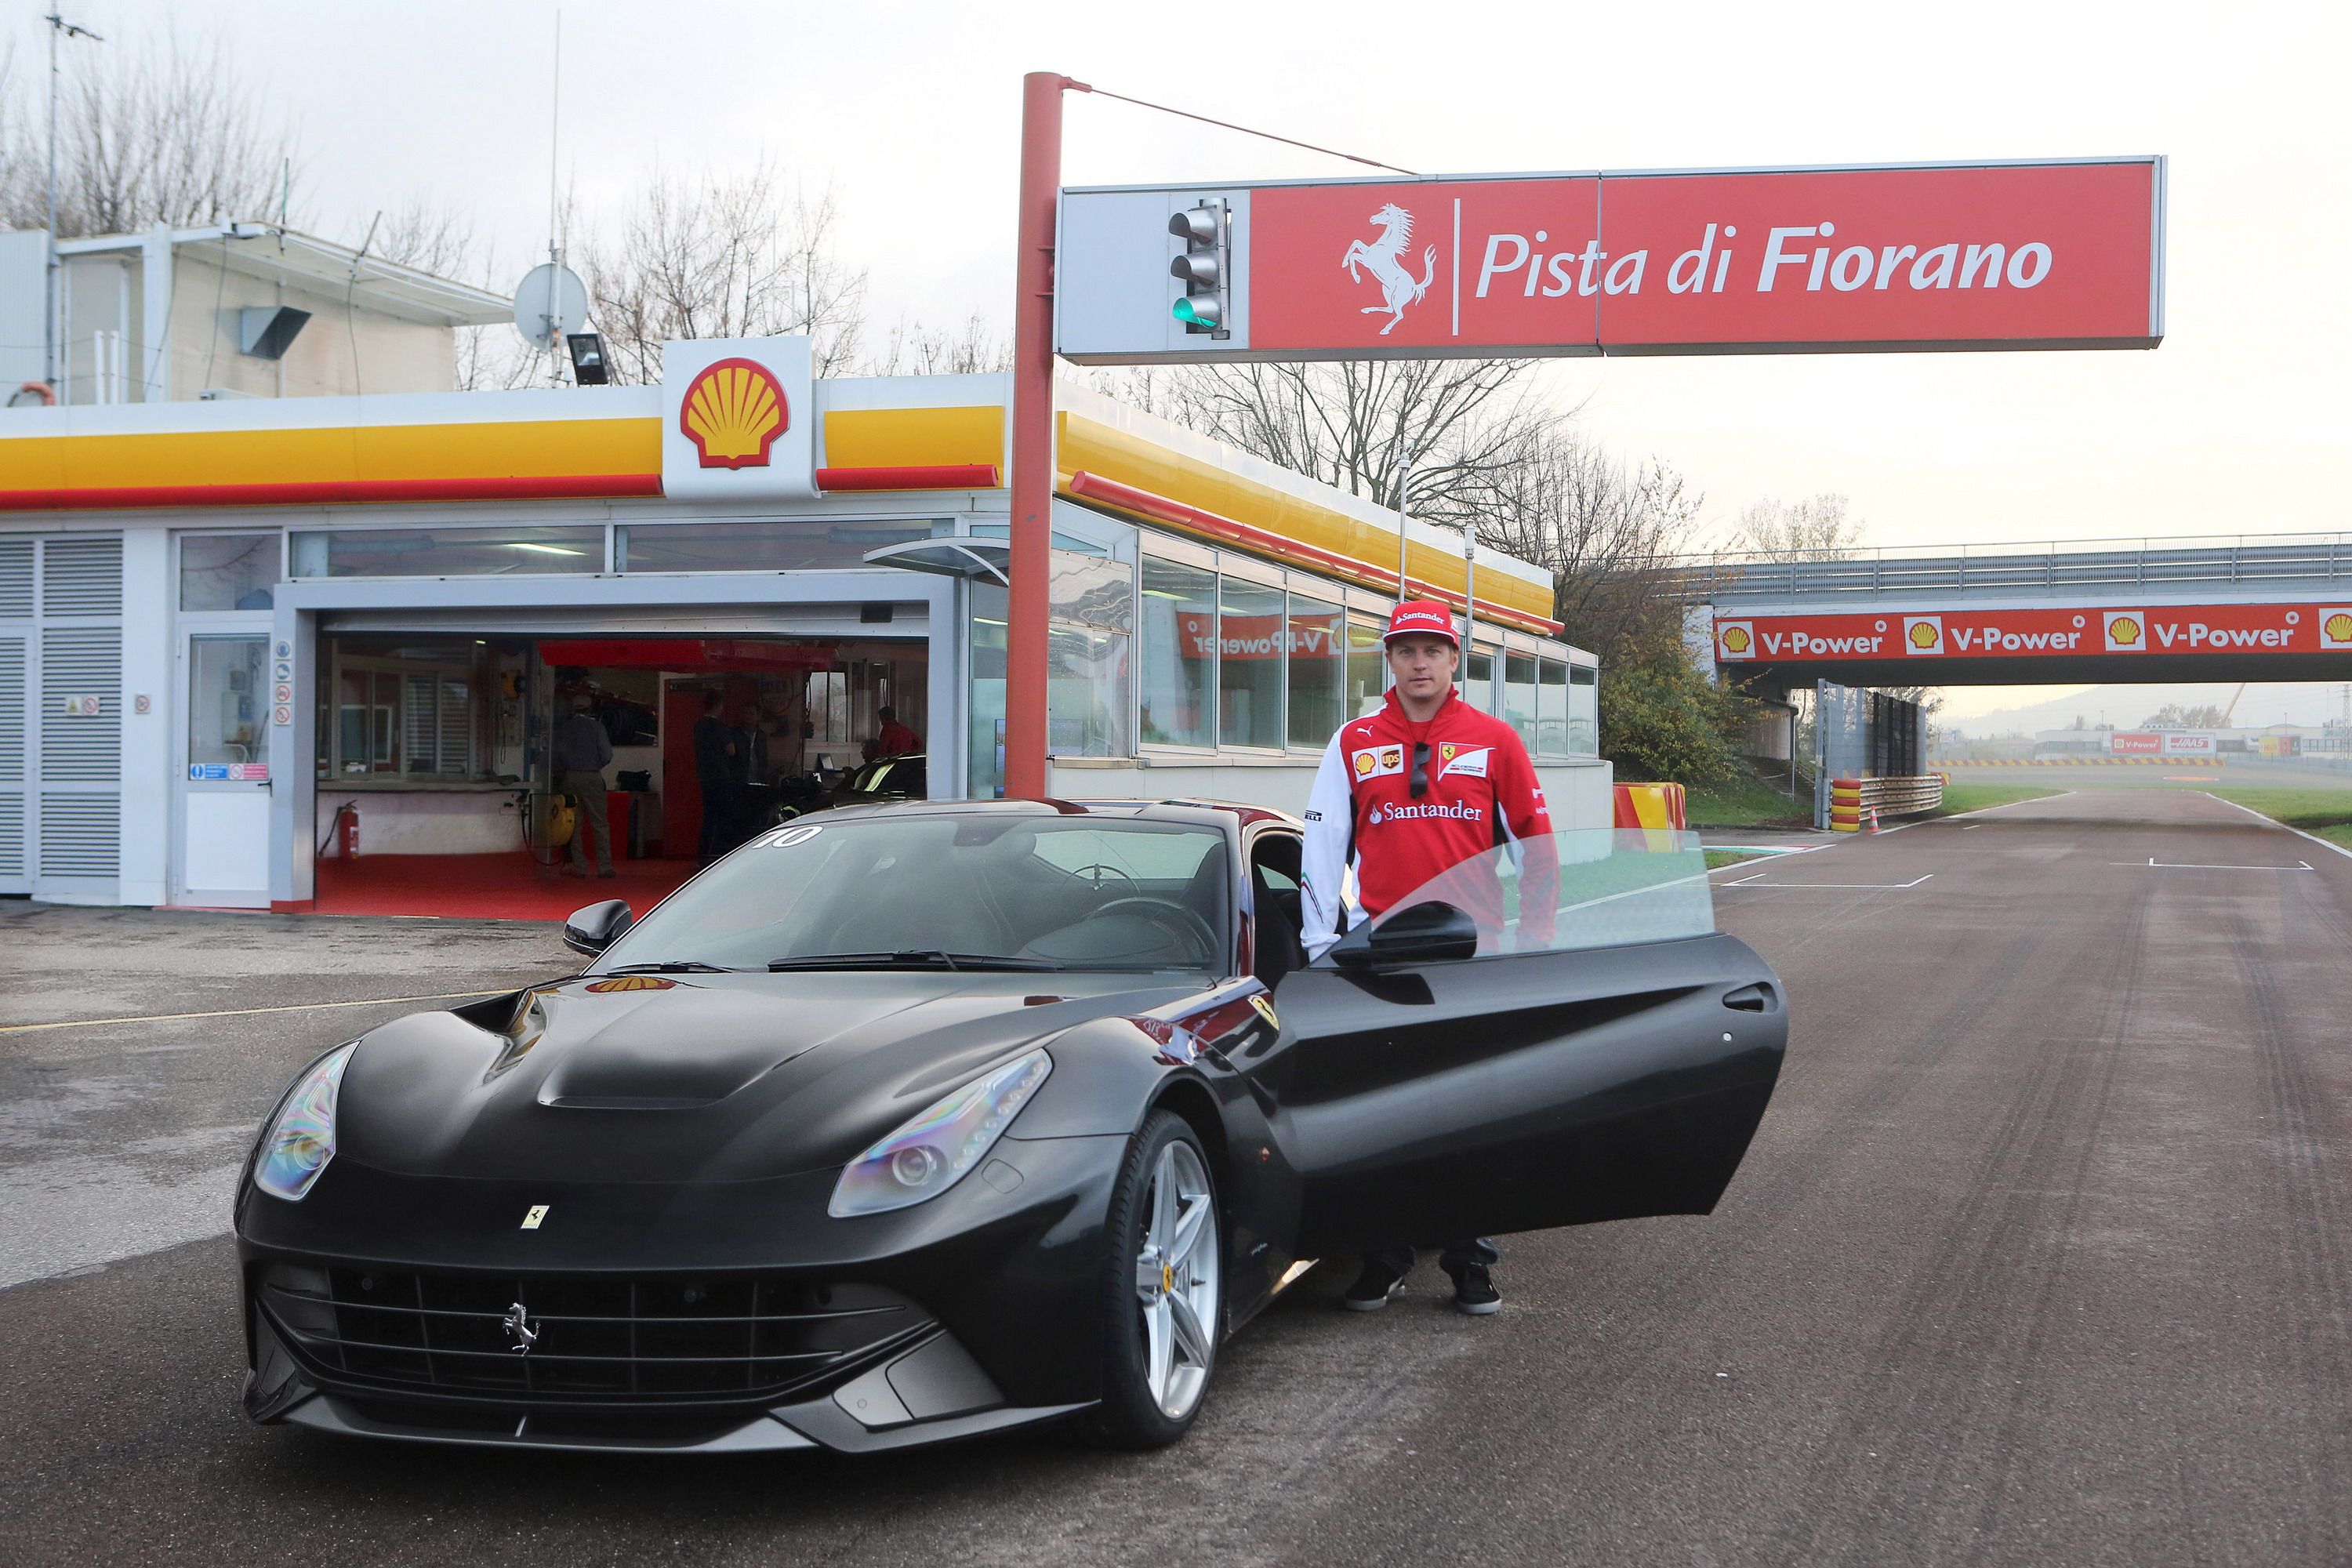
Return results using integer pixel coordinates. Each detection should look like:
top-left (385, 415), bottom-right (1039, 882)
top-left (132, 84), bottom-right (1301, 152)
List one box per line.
top-left (1299, 688), bottom-right (1552, 953)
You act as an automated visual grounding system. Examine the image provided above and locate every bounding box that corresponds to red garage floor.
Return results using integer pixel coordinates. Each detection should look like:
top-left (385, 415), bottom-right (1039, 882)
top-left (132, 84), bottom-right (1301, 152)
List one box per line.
top-left (313, 852), bottom-right (699, 920)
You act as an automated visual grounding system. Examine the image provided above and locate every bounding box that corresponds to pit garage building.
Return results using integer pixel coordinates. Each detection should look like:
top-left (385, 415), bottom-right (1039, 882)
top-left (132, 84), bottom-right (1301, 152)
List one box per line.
top-left (0, 336), bottom-right (1604, 913)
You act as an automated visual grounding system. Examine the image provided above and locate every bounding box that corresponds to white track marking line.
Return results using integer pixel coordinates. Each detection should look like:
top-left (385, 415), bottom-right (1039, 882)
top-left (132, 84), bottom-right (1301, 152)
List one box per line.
top-left (1722, 874), bottom-right (1935, 891)
top-left (2114, 858), bottom-right (2314, 872)
top-left (0, 989), bottom-right (508, 1036)
top-left (2201, 792), bottom-right (2352, 862)
top-left (1962, 823), bottom-right (1984, 831)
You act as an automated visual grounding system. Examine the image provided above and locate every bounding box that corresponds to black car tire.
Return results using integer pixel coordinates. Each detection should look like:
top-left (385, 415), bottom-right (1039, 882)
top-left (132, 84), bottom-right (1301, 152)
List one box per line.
top-left (1080, 1109), bottom-right (1221, 1450)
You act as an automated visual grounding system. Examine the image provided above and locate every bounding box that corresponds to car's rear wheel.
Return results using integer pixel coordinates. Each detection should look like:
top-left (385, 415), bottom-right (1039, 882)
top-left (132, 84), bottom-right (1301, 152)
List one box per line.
top-left (1083, 1109), bottom-right (1221, 1448)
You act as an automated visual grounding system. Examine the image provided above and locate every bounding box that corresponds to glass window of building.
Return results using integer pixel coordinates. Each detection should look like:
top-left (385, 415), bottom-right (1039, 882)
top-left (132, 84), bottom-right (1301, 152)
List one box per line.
top-left (621, 518), bottom-right (935, 572)
top-left (1570, 665), bottom-right (1598, 755)
top-left (1538, 657), bottom-right (1569, 757)
top-left (1345, 616), bottom-right (1388, 719)
top-left (187, 636), bottom-right (270, 768)
top-left (1465, 646), bottom-right (1496, 714)
top-left (1504, 652), bottom-right (1539, 751)
top-left (1046, 549), bottom-right (1135, 759)
top-left (966, 582), bottom-right (1007, 798)
top-left (180, 534), bottom-right (278, 611)
top-left (326, 641), bottom-right (490, 781)
top-left (1218, 576), bottom-right (1284, 749)
top-left (1138, 556), bottom-right (1215, 748)
top-left (292, 526), bottom-right (606, 578)
top-left (1286, 592), bottom-right (1344, 748)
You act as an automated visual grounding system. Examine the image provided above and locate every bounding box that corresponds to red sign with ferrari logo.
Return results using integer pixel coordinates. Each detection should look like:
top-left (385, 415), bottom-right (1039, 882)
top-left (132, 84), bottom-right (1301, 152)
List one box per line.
top-left (1715, 603), bottom-right (2352, 663)
top-left (1243, 158), bottom-right (2161, 357)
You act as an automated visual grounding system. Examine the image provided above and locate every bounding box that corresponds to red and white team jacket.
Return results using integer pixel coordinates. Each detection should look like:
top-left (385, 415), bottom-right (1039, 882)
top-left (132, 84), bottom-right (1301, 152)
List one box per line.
top-left (1300, 688), bottom-right (1556, 953)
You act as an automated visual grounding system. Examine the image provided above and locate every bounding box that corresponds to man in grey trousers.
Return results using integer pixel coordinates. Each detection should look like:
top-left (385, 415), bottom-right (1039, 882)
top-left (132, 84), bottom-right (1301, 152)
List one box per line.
top-left (553, 694), bottom-right (615, 878)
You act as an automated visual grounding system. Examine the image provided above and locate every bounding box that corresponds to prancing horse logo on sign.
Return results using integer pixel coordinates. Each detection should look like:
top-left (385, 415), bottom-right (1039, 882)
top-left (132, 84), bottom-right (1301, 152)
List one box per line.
top-left (1342, 205), bottom-right (1437, 336)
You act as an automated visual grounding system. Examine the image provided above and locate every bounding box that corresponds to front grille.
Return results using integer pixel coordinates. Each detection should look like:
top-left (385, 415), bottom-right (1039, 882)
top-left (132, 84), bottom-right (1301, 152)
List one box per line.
top-left (259, 1262), bottom-right (926, 1403)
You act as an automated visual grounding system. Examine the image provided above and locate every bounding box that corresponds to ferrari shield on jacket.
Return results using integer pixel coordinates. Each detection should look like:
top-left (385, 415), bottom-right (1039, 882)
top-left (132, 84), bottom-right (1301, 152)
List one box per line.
top-left (1300, 689), bottom-right (1557, 953)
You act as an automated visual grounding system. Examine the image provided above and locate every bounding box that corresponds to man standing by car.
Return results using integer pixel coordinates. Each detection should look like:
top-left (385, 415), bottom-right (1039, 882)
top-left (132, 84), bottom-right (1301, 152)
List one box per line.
top-left (692, 690), bottom-right (738, 865)
top-left (552, 694), bottom-right (615, 879)
top-left (1299, 599), bottom-right (1559, 1316)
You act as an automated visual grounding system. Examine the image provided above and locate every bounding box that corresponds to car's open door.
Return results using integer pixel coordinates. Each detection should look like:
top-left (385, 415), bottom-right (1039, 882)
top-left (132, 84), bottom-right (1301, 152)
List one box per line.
top-left (1258, 831), bottom-right (1785, 1252)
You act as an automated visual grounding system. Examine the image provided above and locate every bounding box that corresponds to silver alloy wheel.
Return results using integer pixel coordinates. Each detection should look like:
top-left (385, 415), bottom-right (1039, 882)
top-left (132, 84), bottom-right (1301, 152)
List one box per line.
top-left (1132, 1138), bottom-right (1219, 1420)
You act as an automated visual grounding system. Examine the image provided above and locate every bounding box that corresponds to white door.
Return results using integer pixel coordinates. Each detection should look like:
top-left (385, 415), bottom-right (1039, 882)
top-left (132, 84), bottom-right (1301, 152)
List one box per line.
top-left (174, 633), bottom-right (273, 907)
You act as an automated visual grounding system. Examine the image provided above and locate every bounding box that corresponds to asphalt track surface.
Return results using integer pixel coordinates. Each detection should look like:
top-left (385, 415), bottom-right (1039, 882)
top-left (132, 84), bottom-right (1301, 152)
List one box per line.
top-left (2, 788), bottom-right (2347, 1566)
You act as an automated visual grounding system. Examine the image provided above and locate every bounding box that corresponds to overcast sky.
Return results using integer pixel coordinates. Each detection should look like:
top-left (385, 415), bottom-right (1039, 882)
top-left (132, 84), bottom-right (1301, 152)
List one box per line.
top-left (9, 0), bottom-right (2348, 723)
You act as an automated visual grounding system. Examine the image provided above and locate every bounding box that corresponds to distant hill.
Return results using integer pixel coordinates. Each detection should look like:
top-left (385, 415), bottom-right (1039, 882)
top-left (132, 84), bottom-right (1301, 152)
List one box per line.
top-left (1941, 681), bottom-right (2352, 737)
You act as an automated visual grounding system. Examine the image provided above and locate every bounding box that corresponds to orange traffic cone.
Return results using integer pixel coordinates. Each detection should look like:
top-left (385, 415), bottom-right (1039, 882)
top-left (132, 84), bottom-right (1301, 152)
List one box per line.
top-left (1866, 806), bottom-right (1881, 833)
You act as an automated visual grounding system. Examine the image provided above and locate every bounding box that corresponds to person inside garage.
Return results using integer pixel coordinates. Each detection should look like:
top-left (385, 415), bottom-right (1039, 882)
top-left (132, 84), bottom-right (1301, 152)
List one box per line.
top-left (552, 693), bottom-right (615, 880)
top-left (1300, 599), bottom-right (1559, 1316)
top-left (865, 704), bottom-right (921, 761)
top-left (691, 689), bottom-right (739, 865)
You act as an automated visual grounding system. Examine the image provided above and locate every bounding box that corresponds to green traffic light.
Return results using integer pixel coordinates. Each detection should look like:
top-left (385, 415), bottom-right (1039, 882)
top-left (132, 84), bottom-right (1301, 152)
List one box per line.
top-left (1173, 298), bottom-right (1221, 327)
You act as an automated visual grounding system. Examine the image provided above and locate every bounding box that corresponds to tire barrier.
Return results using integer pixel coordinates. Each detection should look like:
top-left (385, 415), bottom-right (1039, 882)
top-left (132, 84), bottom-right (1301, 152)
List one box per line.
top-left (1831, 775), bottom-right (1944, 832)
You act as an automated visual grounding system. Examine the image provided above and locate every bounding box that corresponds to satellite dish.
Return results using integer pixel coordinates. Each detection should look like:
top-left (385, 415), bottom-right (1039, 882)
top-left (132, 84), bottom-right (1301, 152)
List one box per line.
top-left (513, 262), bottom-right (590, 350)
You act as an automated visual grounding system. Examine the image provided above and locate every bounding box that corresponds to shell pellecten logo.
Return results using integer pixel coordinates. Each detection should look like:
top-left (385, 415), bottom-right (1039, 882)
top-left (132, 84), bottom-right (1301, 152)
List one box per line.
top-left (1718, 625), bottom-right (1751, 655)
top-left (1908, 622), bottom-right (1940, 648)
top-left (680, 357), bottom-right (789, 469)
top-left (2325, 612), bottom-right (2352, 644)
top-left (2107, 615), bottom-right (2141, 646)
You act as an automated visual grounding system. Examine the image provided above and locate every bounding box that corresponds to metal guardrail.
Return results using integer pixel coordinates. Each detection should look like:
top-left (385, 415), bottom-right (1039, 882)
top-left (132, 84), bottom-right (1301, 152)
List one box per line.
top-left (1828, 775), bottom-right (1944, 831)
top-left (1650, 532), bottom-right (2352, 602)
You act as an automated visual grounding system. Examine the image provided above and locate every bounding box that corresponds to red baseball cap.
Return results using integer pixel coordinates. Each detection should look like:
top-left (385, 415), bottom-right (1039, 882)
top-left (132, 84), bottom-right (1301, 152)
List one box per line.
top-left (1383, 598), bottom-right (1460, 647)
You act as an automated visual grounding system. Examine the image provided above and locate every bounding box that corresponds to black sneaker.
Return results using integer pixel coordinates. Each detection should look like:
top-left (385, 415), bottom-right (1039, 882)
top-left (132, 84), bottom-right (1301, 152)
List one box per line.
top-left (1342, 1258), bottom-right (1409, 1312)
top-left (1446, 1262), bottom-right (1501, 1316)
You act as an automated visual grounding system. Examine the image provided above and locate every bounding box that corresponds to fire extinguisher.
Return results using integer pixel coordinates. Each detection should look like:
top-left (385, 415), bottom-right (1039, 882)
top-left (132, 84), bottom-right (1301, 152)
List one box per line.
top-left (339, 802), bottom-right (361, 858)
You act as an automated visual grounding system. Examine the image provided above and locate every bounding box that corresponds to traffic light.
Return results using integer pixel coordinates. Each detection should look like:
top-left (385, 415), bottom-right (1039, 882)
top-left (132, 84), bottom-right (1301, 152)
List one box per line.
top-left (1169, 200), bottom-right (1229, 337)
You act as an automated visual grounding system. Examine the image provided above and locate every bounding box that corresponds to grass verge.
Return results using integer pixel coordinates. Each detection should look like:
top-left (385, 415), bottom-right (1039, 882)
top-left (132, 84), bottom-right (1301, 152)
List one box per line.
top-left (1685, 774), bottom-right (1812, 829)
top-left (1704, 848), bottom-right (1766, 870)
top-left (2203, 786), bottom-right (2352, 851)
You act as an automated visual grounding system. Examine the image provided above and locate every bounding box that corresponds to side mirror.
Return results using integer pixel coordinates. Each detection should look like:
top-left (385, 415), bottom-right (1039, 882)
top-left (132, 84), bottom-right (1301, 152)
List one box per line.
top-left (1329, 900), bottom-right (1479, 968)
top-left (563, 899), bottom-right (633, 956)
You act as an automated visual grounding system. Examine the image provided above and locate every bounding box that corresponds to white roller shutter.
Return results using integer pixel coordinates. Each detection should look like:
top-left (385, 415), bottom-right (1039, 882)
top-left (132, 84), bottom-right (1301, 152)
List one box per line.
top-left (0, 533), bottom-right (125, 895)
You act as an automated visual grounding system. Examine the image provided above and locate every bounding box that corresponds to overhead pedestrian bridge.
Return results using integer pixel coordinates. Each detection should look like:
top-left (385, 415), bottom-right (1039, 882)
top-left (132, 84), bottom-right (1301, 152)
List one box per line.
top-left (1670, 531), bottom-right (2352, 689)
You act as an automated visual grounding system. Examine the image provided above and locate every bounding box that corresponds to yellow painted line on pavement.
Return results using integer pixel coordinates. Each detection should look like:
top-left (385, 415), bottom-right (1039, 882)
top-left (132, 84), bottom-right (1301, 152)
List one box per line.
top-left (0, 989), bottom-right (510, 1036)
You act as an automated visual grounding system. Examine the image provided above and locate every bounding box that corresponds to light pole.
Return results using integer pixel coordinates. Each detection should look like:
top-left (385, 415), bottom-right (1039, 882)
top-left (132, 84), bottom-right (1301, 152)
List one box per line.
top-left (44, 12), bottom-right (103, 394)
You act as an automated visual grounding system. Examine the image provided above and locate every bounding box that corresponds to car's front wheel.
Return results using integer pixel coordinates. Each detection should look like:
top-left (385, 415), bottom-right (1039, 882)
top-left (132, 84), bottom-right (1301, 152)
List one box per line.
top-left (1083, 1109), bottom-right (1221, 1448)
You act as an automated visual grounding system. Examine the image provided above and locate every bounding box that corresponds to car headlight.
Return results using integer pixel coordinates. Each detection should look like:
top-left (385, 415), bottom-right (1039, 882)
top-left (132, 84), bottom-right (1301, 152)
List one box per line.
top-left (252, 1044), bottom-right (356, 1203)
top-left (829, 1049), bottom-right (1052, 1218)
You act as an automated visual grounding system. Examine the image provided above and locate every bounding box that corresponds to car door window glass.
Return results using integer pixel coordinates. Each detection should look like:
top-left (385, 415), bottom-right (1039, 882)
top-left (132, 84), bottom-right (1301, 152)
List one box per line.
top-left (1346, 829), bottom-right (1715, 960)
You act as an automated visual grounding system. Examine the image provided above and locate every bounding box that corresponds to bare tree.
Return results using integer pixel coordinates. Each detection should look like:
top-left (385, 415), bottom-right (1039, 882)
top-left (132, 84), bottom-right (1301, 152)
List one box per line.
top-left (1730, 492), bottom-right (1865, 561)
top-left (1133, 358), bottom-right (1557, 523)
top-left (580, 161), bottom-right (868, 383)
top-left (0, 29), bottom-right (302, 236)
top-left (865, 313), bottom-right (1009, 376)
top-left (1477, 426), bottom-right (1706, 658)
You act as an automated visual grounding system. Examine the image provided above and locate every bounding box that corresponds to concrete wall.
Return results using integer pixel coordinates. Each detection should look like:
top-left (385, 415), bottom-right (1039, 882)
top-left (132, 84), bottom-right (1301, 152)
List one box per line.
top-left (314, 790), bottom-right (524, 858)
top-left (51, 248), bottom-right (456, 405)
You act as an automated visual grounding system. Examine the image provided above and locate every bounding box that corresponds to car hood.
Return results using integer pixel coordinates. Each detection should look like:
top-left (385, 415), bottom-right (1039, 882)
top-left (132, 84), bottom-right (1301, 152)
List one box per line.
top-left (332, 970), bottom-right (1197, 1186)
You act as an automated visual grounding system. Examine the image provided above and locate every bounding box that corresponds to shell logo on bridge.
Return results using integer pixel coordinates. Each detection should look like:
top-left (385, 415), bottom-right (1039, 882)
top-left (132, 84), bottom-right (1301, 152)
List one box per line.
top-left (1716, 622), bottom-right (1754, 658)
top-left (1903, 615), bottom-right (1944, 654)
top-left (2103, 612), bottom-right (2147, 652)
top-left (2322, 609), bottom-right (2352, 650)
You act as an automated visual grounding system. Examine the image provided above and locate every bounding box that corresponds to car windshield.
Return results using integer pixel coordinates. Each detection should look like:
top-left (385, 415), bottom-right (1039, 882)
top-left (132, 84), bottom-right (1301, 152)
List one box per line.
top-left (1354, 828), bottom-right (1717, 958)
top-left (592, 813), bottom-right (1232, 975)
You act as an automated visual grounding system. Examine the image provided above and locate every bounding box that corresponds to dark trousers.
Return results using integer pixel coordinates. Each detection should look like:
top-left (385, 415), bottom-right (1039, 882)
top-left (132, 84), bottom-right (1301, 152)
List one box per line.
top-left (1367, 1237), bottom-right (1500, 1278)
top-left (697, 782), bottom-right (738, 863)
top-left (561, 771), bottom-right (612, 873)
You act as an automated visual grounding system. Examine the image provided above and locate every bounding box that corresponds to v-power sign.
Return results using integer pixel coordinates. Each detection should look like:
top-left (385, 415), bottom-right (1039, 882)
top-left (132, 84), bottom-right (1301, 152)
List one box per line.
top-left (1055, 157), bottom-right (2163, 363)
